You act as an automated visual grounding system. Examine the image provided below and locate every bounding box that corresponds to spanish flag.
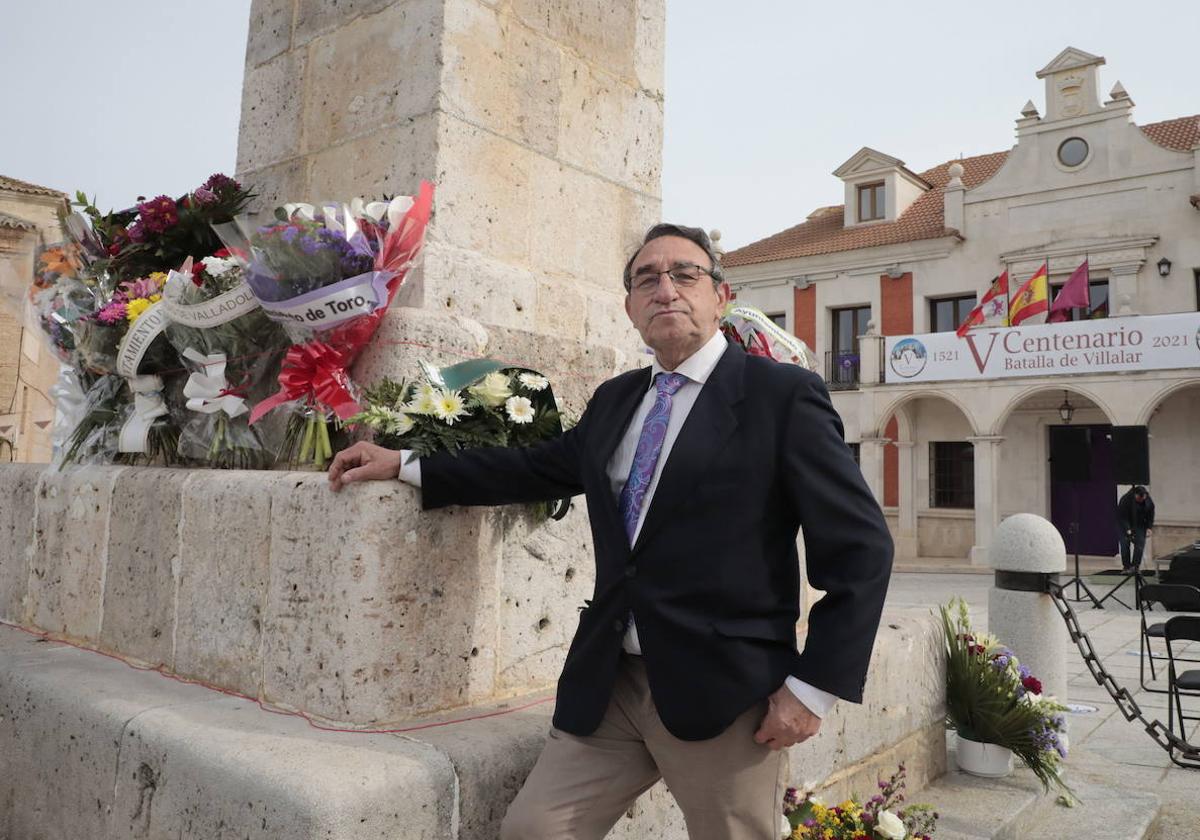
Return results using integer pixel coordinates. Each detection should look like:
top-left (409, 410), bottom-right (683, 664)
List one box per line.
top-left (1009, 262), bottom-right (1049, 326)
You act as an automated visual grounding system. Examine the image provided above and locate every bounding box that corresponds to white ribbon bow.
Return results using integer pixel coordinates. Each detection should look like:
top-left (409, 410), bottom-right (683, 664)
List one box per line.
top-left (117, 375), bottom-right (170, 454)
top-left (182, 348), bottom-right (248, 418)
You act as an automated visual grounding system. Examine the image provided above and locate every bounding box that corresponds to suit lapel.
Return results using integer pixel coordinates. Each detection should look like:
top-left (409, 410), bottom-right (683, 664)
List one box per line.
top-left (632, 343), bottom-right (745, 554)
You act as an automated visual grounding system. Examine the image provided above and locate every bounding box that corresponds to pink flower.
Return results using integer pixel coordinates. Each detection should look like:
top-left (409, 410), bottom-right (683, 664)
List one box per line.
top-left (126, 221), bottom-right (146, 243)
top-left (96, 302), bottom-right (127, 324)
top-left (137, 195), bottom-right (179, 234)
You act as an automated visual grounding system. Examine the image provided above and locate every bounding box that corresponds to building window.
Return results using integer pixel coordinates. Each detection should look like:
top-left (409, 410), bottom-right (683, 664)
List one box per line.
top-left (856, 182), bottom-right (885, 222)
top-left (1057, 137), bottom-right (1089, 168)
top-left (930, 441), bottom-right (974, 509)
top-left (1048, 279), bottom-right (1109, 320)
top-left (828, 305), bottom-right (871, 389)
top-left (766, 311), bottom-right (787, 331)
top-left (930, 294), bottom-right (978, 333)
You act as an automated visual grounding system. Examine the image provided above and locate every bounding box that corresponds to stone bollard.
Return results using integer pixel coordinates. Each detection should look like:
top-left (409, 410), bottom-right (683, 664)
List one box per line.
top-left (988, 513), bottom-right (1068, 705)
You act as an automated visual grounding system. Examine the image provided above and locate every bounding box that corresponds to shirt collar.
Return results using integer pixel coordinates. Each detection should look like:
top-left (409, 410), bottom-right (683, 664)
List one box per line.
top-left (649, 330), bottom-right (728, 387)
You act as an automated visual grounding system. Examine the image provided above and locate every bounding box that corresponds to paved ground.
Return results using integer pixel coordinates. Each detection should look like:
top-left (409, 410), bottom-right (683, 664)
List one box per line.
top-left (886, 571), bottom-right (1200, 839)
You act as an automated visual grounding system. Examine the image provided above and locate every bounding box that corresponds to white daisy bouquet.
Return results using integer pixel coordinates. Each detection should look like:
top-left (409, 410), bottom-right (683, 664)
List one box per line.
top-left (350, 359), bottom-right (569, 517)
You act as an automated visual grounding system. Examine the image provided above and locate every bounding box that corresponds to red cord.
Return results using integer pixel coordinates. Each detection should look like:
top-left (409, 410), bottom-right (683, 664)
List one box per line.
top-left (0, 619), bottom-right (553, 734)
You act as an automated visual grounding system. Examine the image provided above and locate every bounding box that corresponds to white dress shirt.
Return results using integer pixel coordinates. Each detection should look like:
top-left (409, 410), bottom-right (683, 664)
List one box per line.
top-left (396, 330), bottom-right (836, 718)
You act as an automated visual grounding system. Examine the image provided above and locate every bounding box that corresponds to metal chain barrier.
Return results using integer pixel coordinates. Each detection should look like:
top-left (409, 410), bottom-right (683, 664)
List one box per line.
top-left (1046, 579), bottom-right (1200, 768)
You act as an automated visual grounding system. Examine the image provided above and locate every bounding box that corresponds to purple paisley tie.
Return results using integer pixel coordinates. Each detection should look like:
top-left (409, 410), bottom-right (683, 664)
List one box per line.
top-left (618, 372), bottom-right (689, 544)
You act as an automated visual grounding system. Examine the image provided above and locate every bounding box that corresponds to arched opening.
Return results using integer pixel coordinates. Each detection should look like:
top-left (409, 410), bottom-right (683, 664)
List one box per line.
top-left (1142, 382), bottom-right (1200, 552)
top-left (877, 393), bottom-right (979, 562)
top-left (995, 387), bottom-right (1118, 559)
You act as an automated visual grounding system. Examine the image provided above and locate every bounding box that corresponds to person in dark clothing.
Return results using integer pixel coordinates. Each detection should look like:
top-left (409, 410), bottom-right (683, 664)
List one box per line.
top-left (1117, 485), bottom-right (1155, 571)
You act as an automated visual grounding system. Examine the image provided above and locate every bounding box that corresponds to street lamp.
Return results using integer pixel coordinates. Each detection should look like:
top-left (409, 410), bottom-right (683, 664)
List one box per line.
top-left (1058, 391), bottom-right (1075, 424)
top-left (1157, 257), bottom-right (1172, 277)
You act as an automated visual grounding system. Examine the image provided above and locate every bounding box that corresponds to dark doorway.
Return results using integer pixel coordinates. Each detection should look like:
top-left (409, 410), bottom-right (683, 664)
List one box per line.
top-left (1049, 424), bottom-right (1118, 557)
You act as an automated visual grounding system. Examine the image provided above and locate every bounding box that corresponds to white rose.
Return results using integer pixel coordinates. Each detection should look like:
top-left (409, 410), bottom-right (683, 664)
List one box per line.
top-left (469, 371), bottom-right (513, 407)
top-left (875, 809), bottom-right (906, 840)
top-left (201, 255), bottom-right (237, 278)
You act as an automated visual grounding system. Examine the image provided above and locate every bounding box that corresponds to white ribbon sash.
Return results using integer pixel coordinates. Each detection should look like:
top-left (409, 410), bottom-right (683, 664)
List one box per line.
top-left (181, 348), bottom-right (248, 418)
top-left (117, 375), bottom-right (169, 454)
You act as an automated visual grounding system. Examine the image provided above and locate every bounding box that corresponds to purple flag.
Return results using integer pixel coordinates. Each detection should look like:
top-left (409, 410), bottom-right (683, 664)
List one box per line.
top-left (1048, 259), bottom-right (1090, 323)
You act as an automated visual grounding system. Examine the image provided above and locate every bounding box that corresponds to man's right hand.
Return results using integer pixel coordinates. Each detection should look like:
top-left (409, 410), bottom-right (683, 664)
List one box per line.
top-left (328, 442), bottom-right (403, 491)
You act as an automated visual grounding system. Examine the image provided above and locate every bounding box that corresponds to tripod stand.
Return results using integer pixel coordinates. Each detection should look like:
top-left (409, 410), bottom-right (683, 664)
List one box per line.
top-left (1060, 485), bottom-right (1102, 608)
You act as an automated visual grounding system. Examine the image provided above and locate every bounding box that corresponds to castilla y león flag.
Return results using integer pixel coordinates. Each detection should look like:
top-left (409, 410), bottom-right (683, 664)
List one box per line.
top-left (1048, 259), bottom-right (1090, 323)
top-left (1009, 262), bottom-right (1049, 326)
top-left (956, 271), bottom-right (1009, 337)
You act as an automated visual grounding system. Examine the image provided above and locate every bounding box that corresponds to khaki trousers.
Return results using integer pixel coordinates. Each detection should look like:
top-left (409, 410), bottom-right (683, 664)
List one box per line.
top-left (501, 655), bottom-right (788, 840)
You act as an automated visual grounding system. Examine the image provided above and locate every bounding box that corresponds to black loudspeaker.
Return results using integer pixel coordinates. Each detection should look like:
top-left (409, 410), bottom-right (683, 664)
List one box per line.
top-left (1112, 425), bottom-right (1150, 485)
top-left (1051, 426), bottom-right (1091, 482)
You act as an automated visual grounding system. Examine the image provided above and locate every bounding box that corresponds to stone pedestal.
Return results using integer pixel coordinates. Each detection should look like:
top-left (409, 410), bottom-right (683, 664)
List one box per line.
top-left (237, 0), bottom-right (665, 383)
top-left (987, 513), bottom-right (1068, 704)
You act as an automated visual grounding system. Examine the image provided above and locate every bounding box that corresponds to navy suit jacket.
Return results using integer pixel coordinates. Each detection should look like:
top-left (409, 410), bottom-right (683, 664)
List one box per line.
top-left (420, 340), bottom-right (893, 740)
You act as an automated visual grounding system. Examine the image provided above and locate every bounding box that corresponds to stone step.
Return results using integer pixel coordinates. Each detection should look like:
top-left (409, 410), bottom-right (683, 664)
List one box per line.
top-left (916, 741), bottom-right (1159, 840)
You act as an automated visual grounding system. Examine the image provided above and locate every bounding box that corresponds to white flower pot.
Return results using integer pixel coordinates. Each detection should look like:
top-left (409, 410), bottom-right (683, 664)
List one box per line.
top-left (955, 735), bottom-right (1014, 778)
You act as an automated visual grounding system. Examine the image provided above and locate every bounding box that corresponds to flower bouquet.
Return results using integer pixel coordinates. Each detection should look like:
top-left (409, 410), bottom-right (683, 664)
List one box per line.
top-left (27, 241), bottom-right (93, 366)
top-left (783, 764), bottom-right (938, 839)
top-left (349, 359), bottom-right (570, 519)
top-left (721, 303), bottom-right (818, 371)
top-left (941, 599), bottom-right (1070, 793)
top-left (213, 181), bottom-right (434, 469)
top-left (54, 174), bottom-right (258, 466)
top-left (160, 253), bottom-right (292, 468)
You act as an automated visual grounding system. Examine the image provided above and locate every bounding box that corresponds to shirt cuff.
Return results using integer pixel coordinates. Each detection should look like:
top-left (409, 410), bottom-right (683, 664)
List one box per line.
top-left (397, 451), bottom-right (422, 487)
top-left (784, 676), bottom-right (837, 718)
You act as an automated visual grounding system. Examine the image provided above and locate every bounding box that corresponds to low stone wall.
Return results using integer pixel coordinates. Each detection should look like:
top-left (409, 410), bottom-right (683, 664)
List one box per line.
top-left (0, 611), bottom-right (944, 839)
top-left (0, 463), bottom-right (595, 723)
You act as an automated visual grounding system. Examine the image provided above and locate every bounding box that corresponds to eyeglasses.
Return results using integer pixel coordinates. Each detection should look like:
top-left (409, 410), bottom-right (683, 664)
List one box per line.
top-left (628, 263), bottom-right (713, 294)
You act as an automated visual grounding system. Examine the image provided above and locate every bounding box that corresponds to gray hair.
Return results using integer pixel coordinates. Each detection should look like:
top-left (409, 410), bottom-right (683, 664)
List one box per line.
top-left (623, 223), bottom-right (726, 292)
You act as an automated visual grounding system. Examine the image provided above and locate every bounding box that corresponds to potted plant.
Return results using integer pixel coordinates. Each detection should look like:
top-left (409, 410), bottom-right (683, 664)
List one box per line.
top-left (940, 599), bottom-right (1070, 792)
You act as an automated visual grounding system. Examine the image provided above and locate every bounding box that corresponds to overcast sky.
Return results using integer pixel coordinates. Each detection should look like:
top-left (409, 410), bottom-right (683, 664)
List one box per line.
top-left (2, 1), bottom-right (1197, 250)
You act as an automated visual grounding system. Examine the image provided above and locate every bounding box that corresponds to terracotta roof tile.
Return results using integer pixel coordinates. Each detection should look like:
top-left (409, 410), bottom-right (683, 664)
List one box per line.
top-left (1140, 114), bottom-right (1200, 151)
top-left (0, 174), bottom-right (67, 198)
top-left (725, 114), bottom-right (1199, 269)
top-left (723, 151), bottom-right (1008, 267)
top-left (0, 211), bottom-right (37, 230)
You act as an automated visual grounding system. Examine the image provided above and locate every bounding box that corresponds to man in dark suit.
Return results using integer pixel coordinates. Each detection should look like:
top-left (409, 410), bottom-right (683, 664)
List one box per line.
top-left (1117, 485), bottom-right (1155, 572)
top-left (329, 225), bottom-right (893, 839)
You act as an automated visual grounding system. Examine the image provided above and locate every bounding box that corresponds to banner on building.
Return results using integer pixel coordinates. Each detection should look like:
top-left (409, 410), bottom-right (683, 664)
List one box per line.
top-left (884, 312), bottom-right (1200, 384)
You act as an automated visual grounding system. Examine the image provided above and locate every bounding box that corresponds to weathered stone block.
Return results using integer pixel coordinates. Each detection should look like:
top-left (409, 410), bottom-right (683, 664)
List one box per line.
top-left (173, 471), bottom-right (274, 697)
top-left (293, 0), bottom-right (401, 48)
top-left (0, 464), bottom-right (40, 622)
top-left (238, 156), bottom-right (308, 216)
top-left (419, 240), bottom-right (539, 333)
top-left (633, 0), bottom-right (666, 95)
top-left (534, 275), bottom-right (588, 341)
top-left (441, 0), bottom-right (562, 157)
top-left (526, 154), bottom-right (628, 288)
top-left (354, 303), bottom-right (490, 386)
top-left (28, 466), bottom-right (123, 639)
top-left (305, 111), bottom-right (438, 201)
top-left (99, 469), bottom-right (187, 667)
top-left (495, 504), bottom-right (594, 693)
top-left (556, 52), bottom-right (663, 193)
top-left (261, 473), bottom-right (502, 722)
top-left (111, 697), bottom-right (457, 839)
top-left (0, 629), bottom-right (204, 840)
top-left (237, 48), bottom-right (308, 174)
top-left (508, 0), bottom-right (638, 82)
top-left (302, 0), bottom-right (442, 151)
top-left (245, 0), bottom-right (294, 69)
top-left (434, 116), bottom-right (536, 265)
top-left (585, 286), bottom-right (644, 356)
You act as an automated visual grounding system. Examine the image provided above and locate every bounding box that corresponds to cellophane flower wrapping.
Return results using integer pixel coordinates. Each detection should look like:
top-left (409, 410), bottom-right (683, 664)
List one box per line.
top-left (161, 254), bottom-right (292, 469)
top-left (213, 182), bottom-right (434, 469)
top-left (720, 304), bottom-right (819, 370)
top-left (49, 173), bottom-right (256, 466)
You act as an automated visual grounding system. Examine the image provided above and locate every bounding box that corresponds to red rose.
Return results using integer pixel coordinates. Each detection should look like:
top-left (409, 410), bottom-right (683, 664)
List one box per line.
top-left (190, 261), bottom-right (206, 287)
top-left (1022, 675), bottom-right (1043, 694)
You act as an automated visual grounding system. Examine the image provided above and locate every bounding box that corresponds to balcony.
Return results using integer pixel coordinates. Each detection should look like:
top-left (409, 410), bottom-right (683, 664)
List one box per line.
top-left (826, 350), bottom-right (861, 391)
